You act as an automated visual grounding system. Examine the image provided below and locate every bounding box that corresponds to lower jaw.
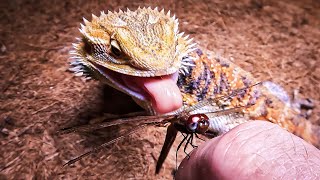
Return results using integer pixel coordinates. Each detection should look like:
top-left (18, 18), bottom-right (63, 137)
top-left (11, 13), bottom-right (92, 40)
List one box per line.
top-left (94, 64), bottom-right (183, 114)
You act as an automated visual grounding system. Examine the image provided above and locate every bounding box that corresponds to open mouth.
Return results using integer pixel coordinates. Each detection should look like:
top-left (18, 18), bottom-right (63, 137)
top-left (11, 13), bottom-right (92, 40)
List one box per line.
top-left (93, 63), bottom-right (183, 114)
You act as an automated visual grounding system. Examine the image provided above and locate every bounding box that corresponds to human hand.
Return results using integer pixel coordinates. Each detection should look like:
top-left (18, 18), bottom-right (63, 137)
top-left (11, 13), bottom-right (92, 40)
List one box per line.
top-left (175, 121), bottom-right (320, 180)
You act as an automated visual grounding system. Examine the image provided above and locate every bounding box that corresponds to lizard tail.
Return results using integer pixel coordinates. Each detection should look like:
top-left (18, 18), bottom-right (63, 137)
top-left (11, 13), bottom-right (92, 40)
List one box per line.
top-left (294, 121), bottom-right (320, 149)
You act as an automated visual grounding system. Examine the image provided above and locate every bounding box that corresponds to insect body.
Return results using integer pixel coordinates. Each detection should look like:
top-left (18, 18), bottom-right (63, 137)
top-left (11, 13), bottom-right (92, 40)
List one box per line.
top-left (61, 84), bottom-right (256, 173)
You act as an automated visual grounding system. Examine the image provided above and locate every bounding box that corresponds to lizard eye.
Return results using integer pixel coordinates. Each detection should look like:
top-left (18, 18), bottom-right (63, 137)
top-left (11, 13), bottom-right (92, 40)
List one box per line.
top-left (110, 39), bottom-right (122, 57)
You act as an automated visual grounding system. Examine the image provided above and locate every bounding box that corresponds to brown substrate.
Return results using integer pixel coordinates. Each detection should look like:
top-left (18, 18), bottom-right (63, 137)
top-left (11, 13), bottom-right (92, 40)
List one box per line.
top-left (0, 0), bottom-right (319, 179)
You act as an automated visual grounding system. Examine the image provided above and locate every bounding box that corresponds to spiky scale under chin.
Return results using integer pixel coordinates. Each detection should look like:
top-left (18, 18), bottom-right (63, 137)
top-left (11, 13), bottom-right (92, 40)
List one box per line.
top-left (70, 7), bottom-right (195, 78)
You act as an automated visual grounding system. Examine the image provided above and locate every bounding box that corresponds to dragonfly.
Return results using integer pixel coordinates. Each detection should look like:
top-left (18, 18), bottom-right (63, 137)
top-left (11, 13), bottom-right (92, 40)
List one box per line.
top-left (60, 82), bottom-right (261, 173)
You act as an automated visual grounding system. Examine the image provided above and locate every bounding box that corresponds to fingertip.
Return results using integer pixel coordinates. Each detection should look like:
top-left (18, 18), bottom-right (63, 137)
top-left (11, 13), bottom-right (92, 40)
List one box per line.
top-left (176, 121), bottom-right (320, 180)
top-left (175, 136), bottom-right (223, 180)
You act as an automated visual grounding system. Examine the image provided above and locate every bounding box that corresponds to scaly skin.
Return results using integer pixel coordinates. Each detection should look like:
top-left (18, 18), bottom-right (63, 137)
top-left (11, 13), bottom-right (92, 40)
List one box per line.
top-left (177, 49), bottom-right (319, 146)
top-left (69, 7), bottom-right (319, 151)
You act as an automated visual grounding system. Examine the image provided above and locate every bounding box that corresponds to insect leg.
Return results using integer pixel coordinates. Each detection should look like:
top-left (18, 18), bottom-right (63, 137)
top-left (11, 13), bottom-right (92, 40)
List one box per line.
top-left (189, 134), bottom-right (198, 148)
top-left (184, 134), bottom-right (194, 159)
top-left (195, 133), bottom-right (206, 142)
top-left (175, 133), bottom-right (189, 172)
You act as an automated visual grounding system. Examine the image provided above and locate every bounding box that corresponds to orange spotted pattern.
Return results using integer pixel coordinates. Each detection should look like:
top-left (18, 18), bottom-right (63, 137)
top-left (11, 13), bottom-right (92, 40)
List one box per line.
top-left (177, 49), bottom-right (319, 147)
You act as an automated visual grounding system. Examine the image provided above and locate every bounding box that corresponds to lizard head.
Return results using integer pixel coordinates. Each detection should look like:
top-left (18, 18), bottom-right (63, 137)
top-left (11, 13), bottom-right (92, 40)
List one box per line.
top-left (70, 7), bottom-right (195, 113)
top-left (71, 7), bottom-right (194, 77)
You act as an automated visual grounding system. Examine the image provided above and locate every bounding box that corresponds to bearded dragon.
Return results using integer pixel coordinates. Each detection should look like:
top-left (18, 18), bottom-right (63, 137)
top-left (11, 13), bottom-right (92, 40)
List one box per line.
top-left (69, 7), bottom-right (319, 171)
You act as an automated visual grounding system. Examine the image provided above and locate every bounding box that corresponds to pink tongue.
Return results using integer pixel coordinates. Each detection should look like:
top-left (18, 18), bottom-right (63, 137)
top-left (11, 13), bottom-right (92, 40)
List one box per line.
top-left (122, 74), bottom-right (183, 114)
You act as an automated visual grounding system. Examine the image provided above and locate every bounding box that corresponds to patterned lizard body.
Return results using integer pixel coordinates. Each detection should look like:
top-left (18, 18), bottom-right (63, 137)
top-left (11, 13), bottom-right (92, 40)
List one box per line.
top-left (69, 7), bottom-right (319, 151)
top-left (177, 49), bottom-right (318, 146)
